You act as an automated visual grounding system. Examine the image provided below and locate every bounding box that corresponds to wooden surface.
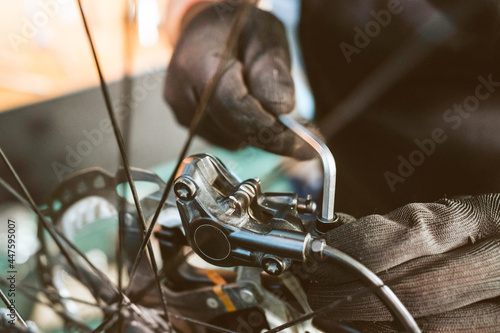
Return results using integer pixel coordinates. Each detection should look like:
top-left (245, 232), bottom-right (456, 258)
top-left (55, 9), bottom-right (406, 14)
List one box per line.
top-left (0, 0), bottom-right (172, 112)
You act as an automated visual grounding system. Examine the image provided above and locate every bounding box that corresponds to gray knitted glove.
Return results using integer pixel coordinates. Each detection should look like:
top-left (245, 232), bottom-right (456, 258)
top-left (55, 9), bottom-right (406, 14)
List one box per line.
top-left (302, 194), bottom-right (500, 332)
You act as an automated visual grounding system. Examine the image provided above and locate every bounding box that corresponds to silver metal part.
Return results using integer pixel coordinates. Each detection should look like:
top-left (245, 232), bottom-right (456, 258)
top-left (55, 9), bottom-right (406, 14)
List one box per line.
top-left (206, 298), bottom-right (219, 309)
top-left (236, 267), bottom-right (323, 333)
top-left (278, 115), bottom-right (336, 222)
top-left (239, 289), bottom-right (256, 304)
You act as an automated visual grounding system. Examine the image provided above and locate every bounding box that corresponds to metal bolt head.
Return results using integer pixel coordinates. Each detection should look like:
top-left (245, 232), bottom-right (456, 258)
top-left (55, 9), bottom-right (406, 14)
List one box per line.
top-left (239, 289), bottom-right (255, 304)
top-left (206, 297), bottom-right (219, 309)
top-left (262, 256), bottom-right (284, 276)
top-left (174, 177), bottom-right (197, 200)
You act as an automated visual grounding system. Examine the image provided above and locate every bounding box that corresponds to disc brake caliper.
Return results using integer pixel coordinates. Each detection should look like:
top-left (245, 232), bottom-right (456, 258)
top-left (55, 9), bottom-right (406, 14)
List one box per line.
top-left (174, 154), bottom-right (317, 276)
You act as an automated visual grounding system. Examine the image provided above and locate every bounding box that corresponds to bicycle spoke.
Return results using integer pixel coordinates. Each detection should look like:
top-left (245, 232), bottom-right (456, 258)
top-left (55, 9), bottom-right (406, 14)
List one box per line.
top-left (265, 289), bottom-right (367, 333)
top-left (76, 0), bottom-right (170, 324)
top-left (126, 0), bottom-right (258, 293)
top-left (129, 269), bottom-right (166, 304)
top-left (10, 286), bottom-right (93, 332)
top-left (116, 209), bottom-right (126, 323)
top-left (117, 0), bottom-right (136, 297)
top-left (1, 289), bottom-right (28, 328)
top-left (98, 316), bottom-right (122, 333)
top-left (266, 262), bottom-right (422, 333)
top-left (0, 177), bottom-right (31, 208)
top-left (3, 129), bottom-right (170, 330)
top-left (91, 314), bottom-right (119, 333)
top-left (1, 279), bottom-right (113, 312)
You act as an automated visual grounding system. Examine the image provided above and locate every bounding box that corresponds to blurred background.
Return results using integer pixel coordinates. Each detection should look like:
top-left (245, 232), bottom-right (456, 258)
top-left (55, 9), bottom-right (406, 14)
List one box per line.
top-left (0, 0), bottom-right (179, 203)
top-left (1, 0), bottom-right (170, 111)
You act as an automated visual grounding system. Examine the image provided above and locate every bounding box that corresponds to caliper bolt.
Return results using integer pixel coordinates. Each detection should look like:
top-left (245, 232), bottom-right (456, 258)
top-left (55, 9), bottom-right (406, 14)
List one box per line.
top-left (239, 289), bottom-right (255, 304)
top-left (297, 194), bottom-right (317, 214)
top-left (174, 177), bottom-right (197, 201)
top-left (262, 255), bottom-right (285, 276)
top-left (206, 297), bottom-right (219, 309)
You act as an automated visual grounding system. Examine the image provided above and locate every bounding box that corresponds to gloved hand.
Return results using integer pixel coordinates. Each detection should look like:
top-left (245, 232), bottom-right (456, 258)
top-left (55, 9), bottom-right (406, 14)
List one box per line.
top-left (164, 2), bottom-right (317, 159)
top-left (298, 194), bottom-right (500, 332)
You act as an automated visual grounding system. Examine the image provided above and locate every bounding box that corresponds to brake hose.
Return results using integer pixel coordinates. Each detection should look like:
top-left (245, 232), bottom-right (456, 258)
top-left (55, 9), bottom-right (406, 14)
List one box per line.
top-left (314, 240), bottom-right (421, 333)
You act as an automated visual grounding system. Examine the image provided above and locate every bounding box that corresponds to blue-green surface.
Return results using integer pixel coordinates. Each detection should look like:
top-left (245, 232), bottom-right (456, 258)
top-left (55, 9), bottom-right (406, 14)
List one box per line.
top-left (152, 146), bottom-right (293, 193)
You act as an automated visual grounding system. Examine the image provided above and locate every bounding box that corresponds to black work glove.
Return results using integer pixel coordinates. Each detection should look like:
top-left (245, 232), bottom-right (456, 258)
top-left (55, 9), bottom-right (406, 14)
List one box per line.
top-left (164, 2), bottom-right (317, 159)
top-left (297, 194), bottom-right (500, 332)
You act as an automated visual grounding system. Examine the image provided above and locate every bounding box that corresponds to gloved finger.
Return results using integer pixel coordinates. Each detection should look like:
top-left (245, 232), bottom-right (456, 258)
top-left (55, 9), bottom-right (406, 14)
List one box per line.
top-left (163, 75), bottom-right (196, 128)
top-left (341, 299), bottom-right (500, 333)
top-left (241, 10), bottom-right (295, 115)
top-left (164, 43), bottom-right (245, 151)
top-left (307, 238), bottom-right (500, 321)
top-left (312, 194), bottom-right (500, 284)
top-left (163, 39), bottom-right (205, 129)
top-left (208, 59), bottom-right (316, 159)
top-left (163, 4), bottom-right (235, 133)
